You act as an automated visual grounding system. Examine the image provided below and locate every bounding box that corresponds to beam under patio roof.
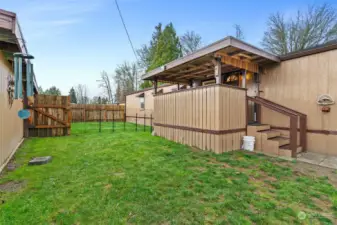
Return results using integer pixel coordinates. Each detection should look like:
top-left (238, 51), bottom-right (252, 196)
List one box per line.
top-left (142, 36), bottom-right (280, 83)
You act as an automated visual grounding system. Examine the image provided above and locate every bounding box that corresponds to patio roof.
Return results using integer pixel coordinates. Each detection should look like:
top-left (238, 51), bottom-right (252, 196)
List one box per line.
top-left (142, 36), bottom-right (280, 83)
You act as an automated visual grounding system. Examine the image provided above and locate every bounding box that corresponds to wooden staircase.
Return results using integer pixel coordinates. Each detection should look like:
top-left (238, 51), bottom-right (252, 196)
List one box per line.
top-left (247, 124), bottom-right (302, 158)
top-left (246, 96), bottom-right (307, 158)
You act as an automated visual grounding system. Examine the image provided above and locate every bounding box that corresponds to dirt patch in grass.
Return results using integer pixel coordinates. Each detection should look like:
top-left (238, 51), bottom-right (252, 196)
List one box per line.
top-left (276, 160), bottom-right (337, 187)
top-left (112, 172), bottom-right (125, 178)
top-left (0, 181), bottom-right (26, 193)
top-left (188, 167), bottom-right (207, 172)
top-left (189, 146), bottom-right (202, 153)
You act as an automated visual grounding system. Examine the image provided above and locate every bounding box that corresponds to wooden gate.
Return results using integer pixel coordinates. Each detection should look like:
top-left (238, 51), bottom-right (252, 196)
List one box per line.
top-left (28, 95), bottom-right (71, 137)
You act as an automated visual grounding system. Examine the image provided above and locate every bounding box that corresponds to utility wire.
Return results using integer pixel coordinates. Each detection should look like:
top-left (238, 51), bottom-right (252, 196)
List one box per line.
top-left (114, 0), bottom-right (138, 62)
top-left (114, 0), bottom-right (140, 90)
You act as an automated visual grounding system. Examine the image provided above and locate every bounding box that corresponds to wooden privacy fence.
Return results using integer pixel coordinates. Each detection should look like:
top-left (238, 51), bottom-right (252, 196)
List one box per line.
top-left (154, 84), bottom-right (247, 154)
top-left (71, 104), bottom-right (125, 122)
top-left (28, 95), bottom-right (71, 137)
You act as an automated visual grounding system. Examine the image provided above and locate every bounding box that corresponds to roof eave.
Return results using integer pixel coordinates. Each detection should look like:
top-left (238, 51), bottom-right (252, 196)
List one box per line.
top-left (142, 36), bottom-right (280, 80)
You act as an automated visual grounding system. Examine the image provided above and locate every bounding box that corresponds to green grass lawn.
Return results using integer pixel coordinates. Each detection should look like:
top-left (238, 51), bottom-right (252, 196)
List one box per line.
top-left (0, 122), bottom-right (336, 224)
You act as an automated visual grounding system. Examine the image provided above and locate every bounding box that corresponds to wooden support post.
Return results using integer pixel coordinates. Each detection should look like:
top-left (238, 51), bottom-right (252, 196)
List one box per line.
top-left (154, 79), bottom-right (158, 94)
top-left (256, 104), bottom-right (261, 124)
top-left (242, 70), bottom-right (247, 88)
top-left (177, 83), bottom-right (180, 90)
top-left (300, 116), bottom-right (307, 152)
top-left (290, 116), bottom-right (298, 158)
top-left (213, 57), bottom-right (222, 84)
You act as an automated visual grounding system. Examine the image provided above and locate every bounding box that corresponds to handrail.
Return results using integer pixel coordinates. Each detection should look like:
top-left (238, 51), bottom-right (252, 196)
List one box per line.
top-left (247, 96), bottom-right (298, 117)
top-left (255, 96), bottom-right (306, 117)
top-left (247, 96), bottom-right (307, 158)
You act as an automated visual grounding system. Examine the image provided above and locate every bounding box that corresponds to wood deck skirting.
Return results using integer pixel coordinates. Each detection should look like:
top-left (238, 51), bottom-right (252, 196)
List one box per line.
top-left (271, 126), bottom-right (337, 135)
top-left (154, 123), bottom-right (246, 135)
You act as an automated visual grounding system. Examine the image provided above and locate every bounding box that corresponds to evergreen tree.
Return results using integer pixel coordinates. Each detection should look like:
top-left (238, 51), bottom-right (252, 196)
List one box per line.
top-left (138, 23), bottom-right (182, 89)
top-left (37, 86), bottom-right (44, 94)
top-left (44, 86), bottom-right (61, 96)
top-left (69, 87), bottom-right (77, 103)
top-left (149, 23), bottom-right (182, 70)
top-left (138, 23), bottom-right (163, 89)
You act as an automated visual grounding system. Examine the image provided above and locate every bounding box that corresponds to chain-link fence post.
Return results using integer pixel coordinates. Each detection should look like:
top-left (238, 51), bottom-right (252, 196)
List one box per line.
top-left (99, 97), bottom-right (102, 133)
top-left (150, 114), bottom-right (153, 133)
top-left (135, 113), bottom-right (138, 132)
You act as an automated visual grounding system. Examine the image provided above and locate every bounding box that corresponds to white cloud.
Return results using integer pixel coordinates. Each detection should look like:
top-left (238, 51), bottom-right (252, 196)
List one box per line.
top-left (15, 0), bottom-right (104, 39)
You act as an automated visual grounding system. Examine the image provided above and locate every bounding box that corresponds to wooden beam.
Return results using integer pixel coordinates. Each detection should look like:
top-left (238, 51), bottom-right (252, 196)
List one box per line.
top-left (215, 52), bottom-right (259, 73)
top-left (33, 125), bottom-right (69, 129)
top-left (228, 50), bottom-right (245, 56)
top-left (32, 108), bottom-right (68, 126)
top-left (31, 104), bottom-right (70, 109)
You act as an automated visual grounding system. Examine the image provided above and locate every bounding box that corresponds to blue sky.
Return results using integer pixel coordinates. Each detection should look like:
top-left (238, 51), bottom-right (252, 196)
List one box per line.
top-left (2, 0), bottom-right (336, 97)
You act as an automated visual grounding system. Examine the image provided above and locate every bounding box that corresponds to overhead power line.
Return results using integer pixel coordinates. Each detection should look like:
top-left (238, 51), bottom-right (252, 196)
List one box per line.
top-left (114, 0), bottom-right (138, 62)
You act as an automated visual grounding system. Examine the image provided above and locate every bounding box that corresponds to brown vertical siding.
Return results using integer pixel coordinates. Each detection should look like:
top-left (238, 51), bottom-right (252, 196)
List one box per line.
top-left (260, 49), bottom-right (337, 155)
top-left (154, 85), bottom-right (246, 154)
top-left (0, 52), bottom-right (23, 171)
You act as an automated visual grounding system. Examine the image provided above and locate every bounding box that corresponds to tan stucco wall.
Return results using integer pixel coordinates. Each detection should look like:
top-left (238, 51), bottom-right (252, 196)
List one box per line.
top-left (126, 84), bottom-right (179, 125)
top-left (0, 52), bottom-right (23, 171)
top-left (260, 49), bottom-right (337, 155)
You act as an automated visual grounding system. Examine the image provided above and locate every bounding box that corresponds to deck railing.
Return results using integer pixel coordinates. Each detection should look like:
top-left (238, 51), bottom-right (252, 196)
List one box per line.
top-left (247, 96), bottom-right (307, 158)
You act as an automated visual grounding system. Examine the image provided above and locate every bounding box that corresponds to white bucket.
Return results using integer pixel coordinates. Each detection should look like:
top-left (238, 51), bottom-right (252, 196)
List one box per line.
top-left (242, 136), bottom-right (255, 151)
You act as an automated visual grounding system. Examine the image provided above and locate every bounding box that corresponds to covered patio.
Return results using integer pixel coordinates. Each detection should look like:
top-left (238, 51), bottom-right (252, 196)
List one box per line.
top-left (143, 36), bottom-right (279, 93)
top-left (142, 36), bottom-right (281, 154)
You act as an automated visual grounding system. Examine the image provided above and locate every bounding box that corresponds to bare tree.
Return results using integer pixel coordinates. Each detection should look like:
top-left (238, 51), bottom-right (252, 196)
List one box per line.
top-left (180, 31), bottom-right (202, 56)
top-left (234, 24), bottom-right (244, 40)
top-left (262, 3), bottom-right (337, 55)
top-left (75, 84), bottom-right (89, 104)
top-left (136, 45), bottom-right (151, 70)
top-left (97, 71), bottom-right (113, 104)
top-left (113, 62), bottom-right (139, 103)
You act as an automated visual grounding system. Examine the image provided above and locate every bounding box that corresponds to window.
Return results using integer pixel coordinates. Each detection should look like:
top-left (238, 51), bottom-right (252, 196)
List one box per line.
top-left (140, 96), bottom-right (145, 109)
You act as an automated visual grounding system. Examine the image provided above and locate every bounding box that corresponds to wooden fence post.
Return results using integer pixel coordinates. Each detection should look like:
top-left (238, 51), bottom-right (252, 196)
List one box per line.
top-left (112, 111), bottom-right (115, 132)
top-left (136, 113), bottom-right (138, 132)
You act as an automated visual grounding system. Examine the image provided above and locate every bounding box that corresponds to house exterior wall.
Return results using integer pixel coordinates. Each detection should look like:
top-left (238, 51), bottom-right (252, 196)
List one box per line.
top-left (125, 84), bottom-right (178, 125)
top-left (154, 84), bottom-right (246, 154)
top-left (0, 52), bottom-right (23, 171)
top-left (260, 49), bottom-right (337, 155)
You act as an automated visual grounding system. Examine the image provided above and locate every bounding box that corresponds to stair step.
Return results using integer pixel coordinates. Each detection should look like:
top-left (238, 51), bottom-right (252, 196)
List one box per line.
top-left (280, 145), bottom-right (303, 153)
top-left (253, 124), bottom-right (271, 132)
top-left (260, 130), bottom-right (281, 139)
top-left (269, 137), bottom-right (290, 146)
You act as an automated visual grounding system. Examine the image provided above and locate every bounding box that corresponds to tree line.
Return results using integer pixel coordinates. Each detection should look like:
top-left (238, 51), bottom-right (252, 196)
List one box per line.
top-left (39, 3), bottom-right (337, 104)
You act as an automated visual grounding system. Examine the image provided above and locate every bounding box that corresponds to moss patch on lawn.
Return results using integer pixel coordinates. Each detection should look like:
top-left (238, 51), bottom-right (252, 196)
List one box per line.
top-left (0, 122), bottom-right (336, 224)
